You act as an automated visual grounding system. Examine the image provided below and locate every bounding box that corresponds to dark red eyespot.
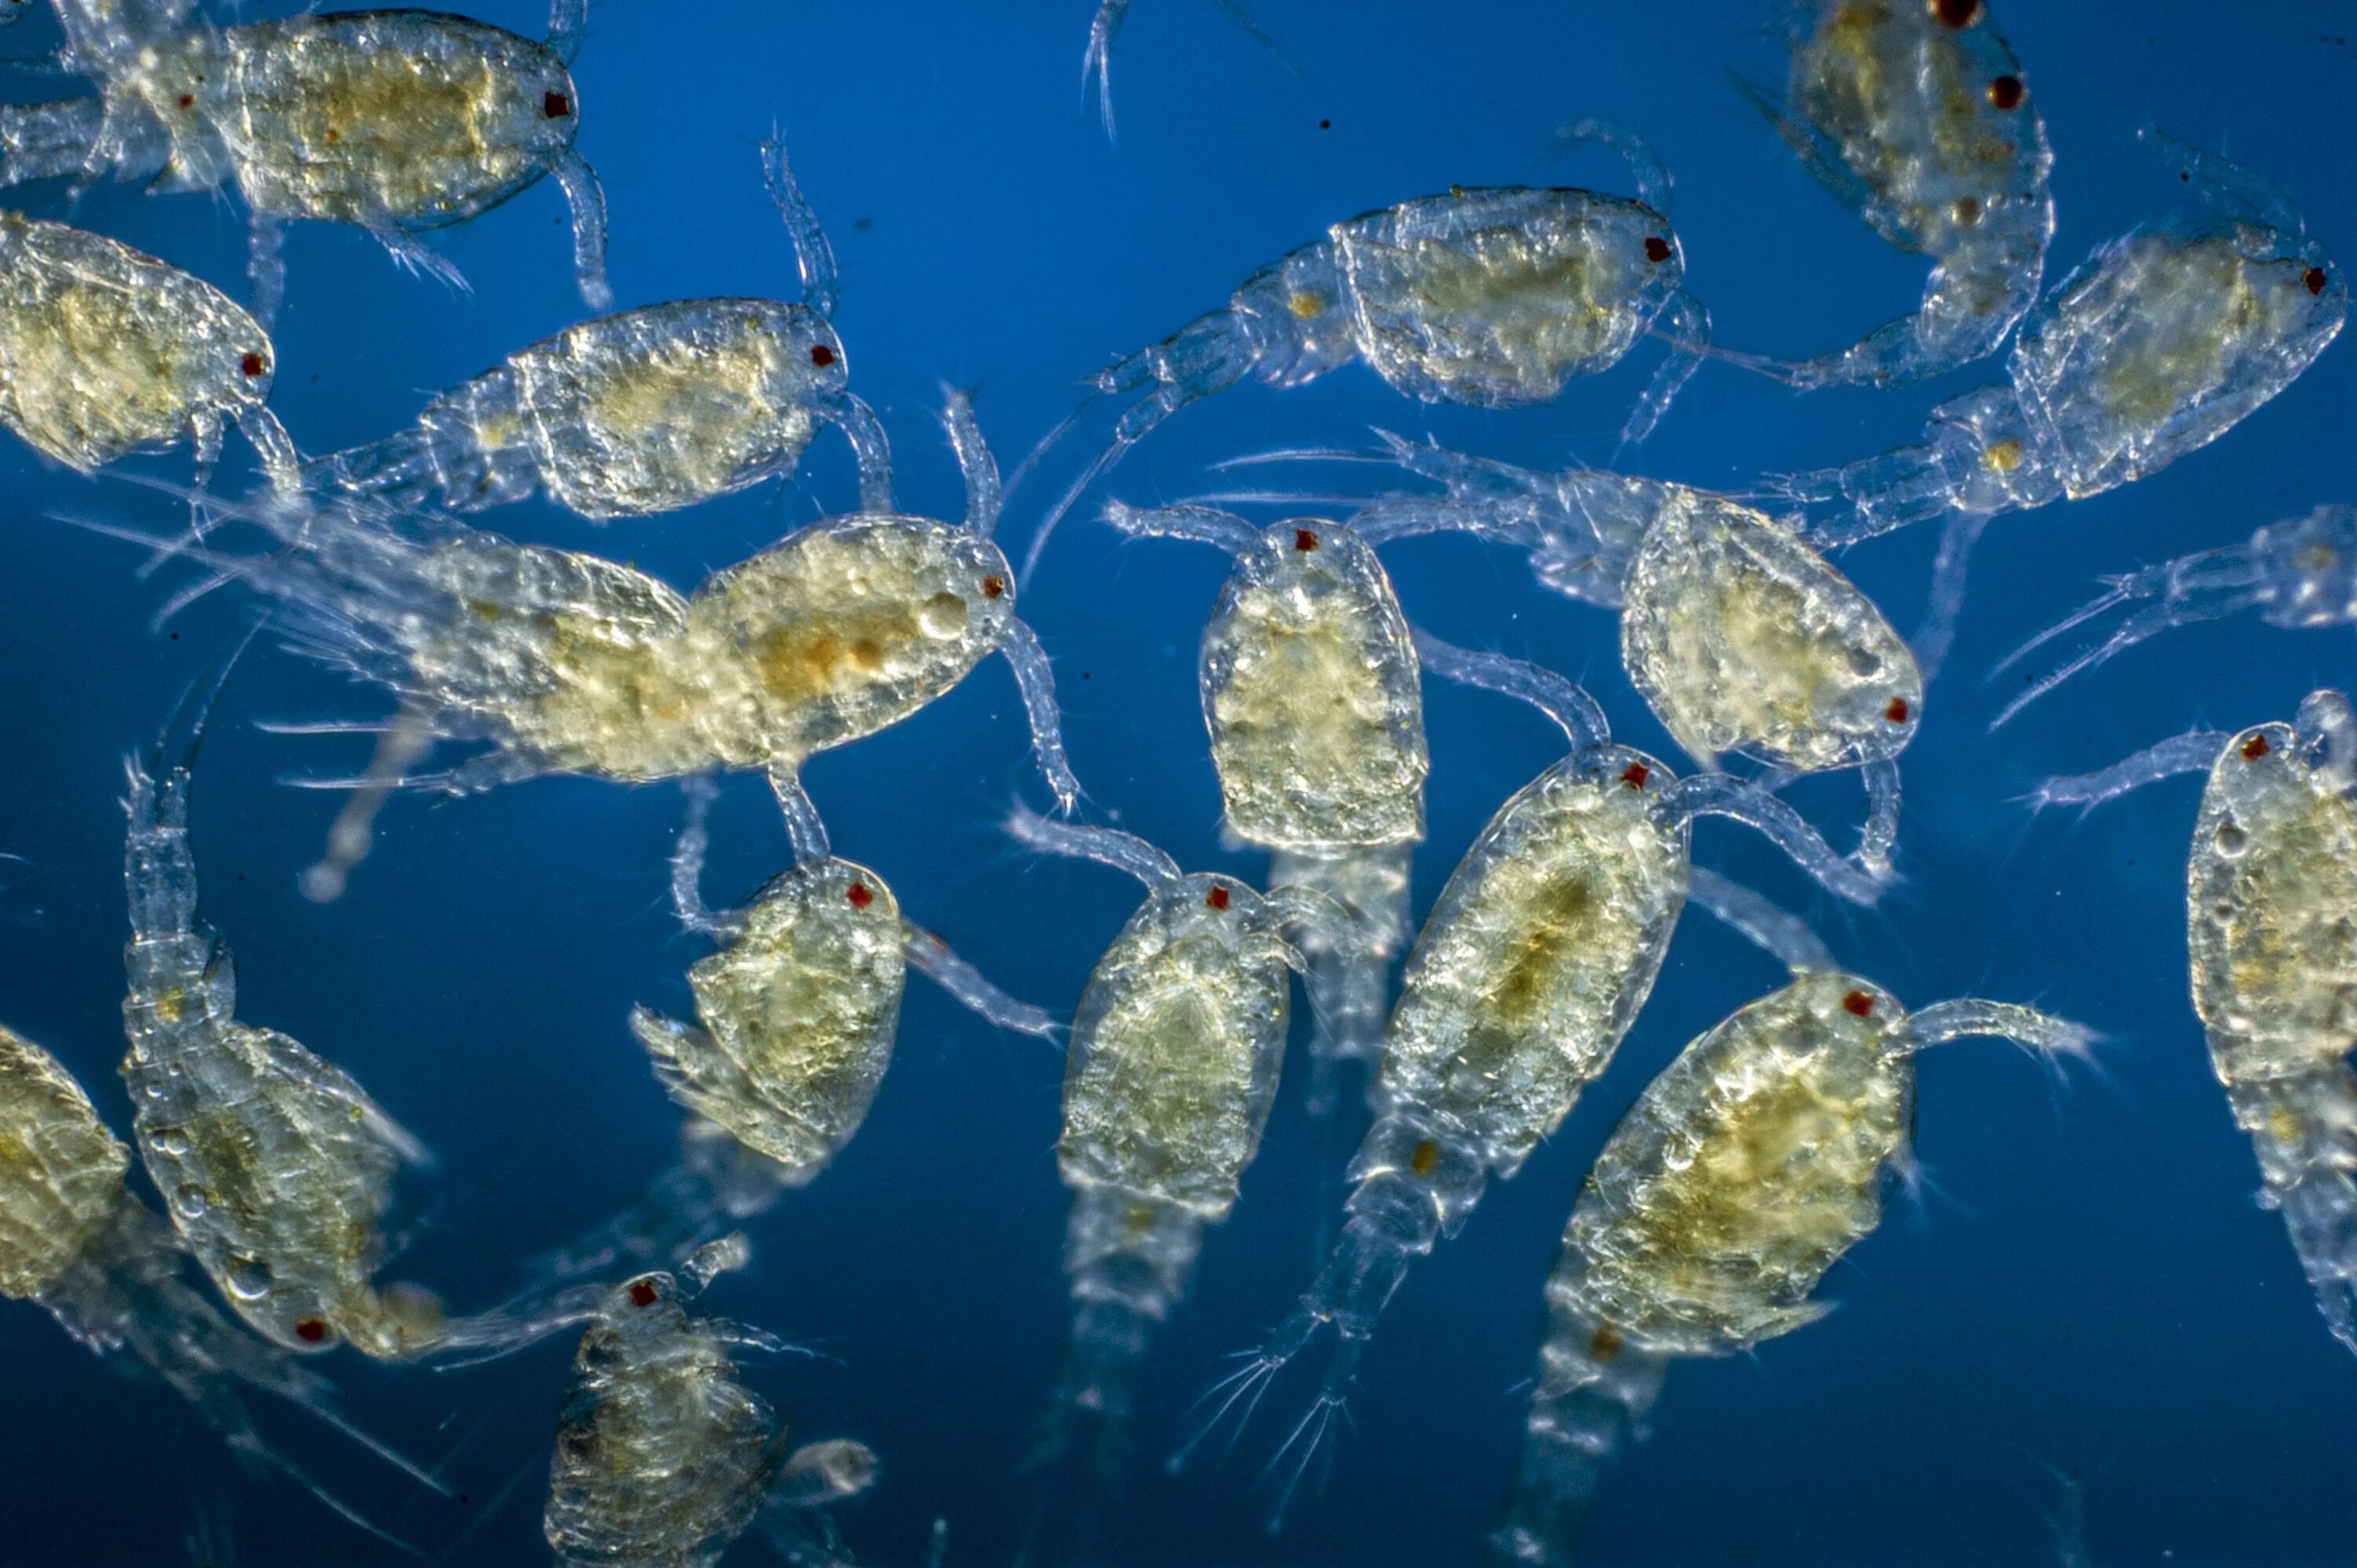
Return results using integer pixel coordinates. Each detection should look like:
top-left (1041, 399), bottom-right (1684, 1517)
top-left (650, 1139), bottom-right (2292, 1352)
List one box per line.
top-left (2242, 733), bottom-right (2272, 760)
top-left (240, 351), bottom-right (266, 378)
top-left (1619, 762), bottom-right (1650, 790)
top-left (1932, 0), bottom-right (1980, 27)
top-left (544, 90), bottom-right (571, 119)
top-left (2307, 267), bottom-right (2329, 296)
top-left (294, 1317), bottom-right (328, 1343)
top-left (1886, 698), bottom-right (1911, 724)
top-left (809, 343), bottom-right (837, 368)
top-left (1842, 990), bottom-right (1875, 1017)
top-left (1293, 529), bottom-right (1318, 551)
top-left (846, 882), bottom-right (874, 908)
top-left (1987, 75), bottom-right (2023, 111)
top-left (628, 1280), bottom-right (658, 1308)
top-left (981, 575), bottom-right (1006, 599)
top-left (1206, 885), bottom-right (1230, 911)
top-left (1643, 236), bottom-right (1672, 264)
top-left (176, 94), bottom-right (193, 108)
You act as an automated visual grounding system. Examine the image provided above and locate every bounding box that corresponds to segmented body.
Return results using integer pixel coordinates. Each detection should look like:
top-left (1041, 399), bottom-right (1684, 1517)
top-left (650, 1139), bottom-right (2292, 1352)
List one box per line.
top-left (0, 1023), bottom-right (134, 1302)
top-left (632, 859), bottom-right (910, 1178)
top-left (0, 211), bottom-right (291, 479)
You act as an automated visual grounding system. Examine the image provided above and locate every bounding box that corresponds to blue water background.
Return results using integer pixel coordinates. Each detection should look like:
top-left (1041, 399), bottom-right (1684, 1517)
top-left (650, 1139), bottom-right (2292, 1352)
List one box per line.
top-left (3, 2), bottom-right (2355, 1563)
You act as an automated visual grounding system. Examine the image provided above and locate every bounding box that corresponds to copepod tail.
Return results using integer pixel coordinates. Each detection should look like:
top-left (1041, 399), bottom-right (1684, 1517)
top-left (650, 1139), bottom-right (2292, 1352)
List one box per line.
top-left (2237, 1065), bottom-right (2357, 1359)
top-left (1017, 1296), bottom-right (1154, 1568)
top-left (1487, 1321), bottom-right (1670, 1568)
top-left (2279, 1167), bottom-right (2357, 1358)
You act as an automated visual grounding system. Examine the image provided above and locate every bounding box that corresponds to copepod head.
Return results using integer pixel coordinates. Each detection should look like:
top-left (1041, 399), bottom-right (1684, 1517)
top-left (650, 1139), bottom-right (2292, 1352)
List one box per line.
top-left (1577, 742), bottom-right (1671, 804)
top-left (1782, 971), bottom-right (1905, 1069)
top-left (606, 1271), bottom-right (678, 1328)
top-left (786, 306), bottom-right (851, 395)
top-left (515, 46), bottom-right (583, 154)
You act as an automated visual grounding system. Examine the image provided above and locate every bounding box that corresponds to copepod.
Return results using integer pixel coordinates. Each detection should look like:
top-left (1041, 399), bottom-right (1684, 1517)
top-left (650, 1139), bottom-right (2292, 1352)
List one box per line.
top-left (0, 210), bottom-right (296, 493)
top-left (1724, 0), bottom-right (2055, 388)
top-left (2034, 691), bottom-right (2357, 1360)
top-left (546, 1236), bottom-right (877, 1568)
top-left (308, 140), bottom-right (892, 523)
top-left (1097, 500), bottom-right (1428, 1097)
top-left (1173, 635), bottom-right (1885, 1524)
top-left (0, 1023), bottom-right (454, 1547)
top-left (14, 0), bottom-right (607, 324)
top-left (1018, 119), bottom-right (1709, 581)
top-left (1488, 972), bottom-right (2090, 1566)
top-left (1217, 431), bottom-right (1919, 868)
top-left (115, 391), bottom-right (1078, 902)
top-left (1003, 807), bottom-right (1348, 1563)
top-left (1991, 504), bottom-right (2357, 727)
top-left (1775, 128), bottom-right (2344, 675)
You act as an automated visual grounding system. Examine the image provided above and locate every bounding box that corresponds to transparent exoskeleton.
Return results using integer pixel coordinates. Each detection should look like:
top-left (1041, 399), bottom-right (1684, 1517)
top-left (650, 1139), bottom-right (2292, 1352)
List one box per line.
top-left (121, 743), bottom-right (576, 1362)
top-left (11, 0), bottom-right (607, 325)
top-left (0, 210), bottom-right (297, 497)
top-left (1991, 504), bottom-right (2357, 727)
top-left (1210, 433), bottom-right (1916, 874)
top-left (1724, 0), bottom-right (2055, 388)
top-left (1097, 500), bottom-right (1428, 1101)
top-left (1775, 128), bottom-right (2344, 675)
top-left (307, 140), bottom-right (891, 522)
top-left (2034, 691), bottom-right (2357, 1360)
top-left (1171, 636), bottom-right (1886, 1526)
top-left (546, 1236), bottom-right (877, 1568)
top-left (1080, 0), bottom-right (1290, 142)
top-left (0, 1024), bottom-right (454, 1549)
top-left (1017, 119), bottom-right (1708, 580)
top-left (110, 392), bottom-right (1077, 903)
top-left (1003, 807), bottom-right (1345, 1564)
top-left (1489, 973), bottom-right (2090, 1566)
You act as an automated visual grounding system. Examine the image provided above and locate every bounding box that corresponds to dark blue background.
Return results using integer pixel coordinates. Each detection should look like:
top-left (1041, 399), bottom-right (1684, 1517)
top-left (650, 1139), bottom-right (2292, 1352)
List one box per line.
top-left (2, 2), bottom-right (2353, 1563)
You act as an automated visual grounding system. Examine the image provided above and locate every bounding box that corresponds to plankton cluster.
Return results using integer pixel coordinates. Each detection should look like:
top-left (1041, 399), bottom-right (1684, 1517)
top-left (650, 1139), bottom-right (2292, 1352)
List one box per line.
top-left (1, 3), bottom-right (2350, 1566)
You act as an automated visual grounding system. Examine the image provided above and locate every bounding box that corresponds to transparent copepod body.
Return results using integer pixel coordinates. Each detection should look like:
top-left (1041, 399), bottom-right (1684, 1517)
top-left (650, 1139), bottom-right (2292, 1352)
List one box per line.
top-left (1553, 971), bottom-right (1910, 1357)
top-left (0, 210), bottom-right (289, 477)
top-left (420, 298), bottom-right (852, 519)
top-left (1375, 746), bottom-right (1687, 1181)
top-left (1061, 873), bottom-right (1293, 1221)
top-left (0, 1023), bottom-right (134, 1304)
top-left (632, 858), bottom-right (910, 1178)
top-left (1204, 519), bottom-right (1427, 852)
top-left (1620, 489), bottom-right (1922, 772)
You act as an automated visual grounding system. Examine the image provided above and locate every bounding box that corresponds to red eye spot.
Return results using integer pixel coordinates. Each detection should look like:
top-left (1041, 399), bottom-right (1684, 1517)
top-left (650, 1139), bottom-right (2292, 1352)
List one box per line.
top-left (846, 882), bottom-right (874, 908)
top-left (544, 90), bottom-right (570, 119)
top-left (628, 1280), bottom-right (658, 1308)
top-left (1618, 762), bottom-right (1650, 790)
top-left (1842, 990), bottom-right (1875, 1017)
top-left (1932, 0), bottom-right (1980, 27)
top-left (1293, 529), bottom-right (1319, 551)
top-left (1206, 885), bottom-right (1230, 911)
top-left (981, 575), bottom-right (1006, 599)
top-left (2307, 267), bottom-right (2329, 296)
top-left (1886, 698), bottom-right (1911, 724)
top-left (294, 1317), bottom-right (327, 1343)
top-left (1987, 75), bottom-right (2023, 111)
top-left (240, 352), bottom-right (266, 378)
top-left (1643, 236), bottom-right (1672, 263)
top-left (809, 343), bottom-right (837, 368)
top-left (2242, 733), bottom-right (2272, 760)
top-left (176, 94), bottom-right (193, 108)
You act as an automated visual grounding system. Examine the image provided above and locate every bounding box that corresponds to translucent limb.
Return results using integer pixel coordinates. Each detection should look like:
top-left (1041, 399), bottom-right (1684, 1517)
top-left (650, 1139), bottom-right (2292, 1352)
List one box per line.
top-left (762, 137), bottom-right (839, 319)
top-left (544, 0), bottom-right (587, 63)
top-left (546, 143), bottom-right (612, 312)
top-left (2296, 689), bottom-right (2357, 794)
top-left (0, 96), bottom-right (104, 188)
top-left (774, 1440), bottom-right (878, 1508)
top-left (1349, 496), bottom-right (1541, 550)
top-left (1658, 772), bottom-right (1887, 907)
top-left (1779, 443), bottom-right (1965, 548)
top-left (2025, 731), bottom-right (2227, 812)
top-left (766, 767), bottom-right (833, 866)
top-left (1081, 0), bottom-right (1131, 142)
top-left (1488, 1332), bottom-right (1670, 1568)
top-left (1409, 629), bottom-right (1611, 759)
top-left (501, 1119), bottom-right (789, 1293)
top-left (821, 393), bottom-right (894, 514)
top-left (679, 1232), bottom-right (753, 1296)
top-left (1622, 289), bottom-right (1709, 447)
top-left (997, 617), bottom-right (1083, 811)
top-left (2138, 124), bottom-right (2303, 235)
top-left (1988, 544), bottom-right (2272, 730)
top-left (904, 925), bottom-right (1061, 1039)
top-left (669, 775), bottom-right (743, 939)
top-left (233, 403), bottom-right (302, 494)
top-left (943, 389), bottom-right (999, 535)
top-left (1858, 757), bottom-right (1901, 879)
top-left (1725, 69), bottom-right (1877, 231)
top-left (1100, 498), bottom-right (1264, 553)
top-left (1684, 866), bottom-right (1834, 975)
top-left (1006, 804), bottom-right (1176, 889)
top-left (245, 210), bottom-right (286, 332)
top-left (298, 700), bottom-right (437, 903)
top-left (1889, 998), bottom-right (2097, 1064)
top-left (1908, 511), bottom-right (1990, 684)
top-left (1555, 117), bottom-right (1673, 216)
top-left (189, 410), bottom-right (224, 534)
top-left (362, 220), bottom-right (471, 299)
